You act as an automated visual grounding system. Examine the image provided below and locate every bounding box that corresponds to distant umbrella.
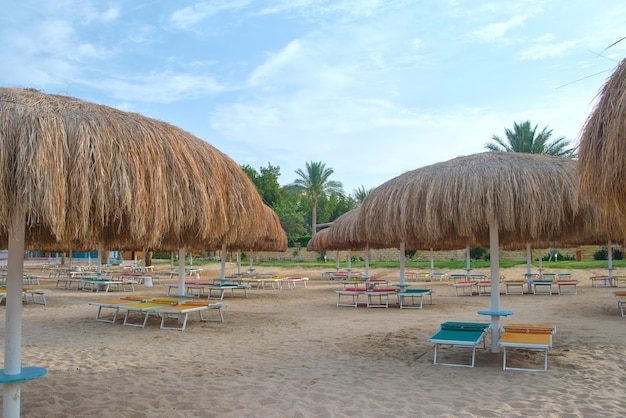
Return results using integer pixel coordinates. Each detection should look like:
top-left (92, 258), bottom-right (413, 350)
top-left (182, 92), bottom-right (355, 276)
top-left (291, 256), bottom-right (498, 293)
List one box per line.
top-left (0, 87), bottom-right (267, 417)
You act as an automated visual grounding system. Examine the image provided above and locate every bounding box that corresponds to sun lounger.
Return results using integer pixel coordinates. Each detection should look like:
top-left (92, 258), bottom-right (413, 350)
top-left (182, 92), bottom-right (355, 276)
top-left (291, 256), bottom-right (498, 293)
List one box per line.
top-left (613, 275), bottom-right (626, 288)
top-left (590, 275), bottom-right (611, 288)
top-left (280, 277), bottom-right (309, 290)
top-left (556, 275), bottom-right (578, 295)
top-left (154, 301), bottom-right (229, 331)
top-left (531, 279), bottom-right (554, 295)
top-left (89, 296), bottom-right (150, 324)
top-left (498, 324), bottom-right (556, 371)
top-left (448, 274), bottom-right (468, 285)
top-left (207, 284), bottom-right (250, 300)
top-left (614, 291), bottom-right (626, 317)
top-left (89, 296), bottom-right (150, 323)
top-left (504, 279), bottom-right (526, 295)
top-left (475, 280), bottom-right (492, 296)
top-left (118, 299), bottom-right (177, 328)
top-left (334, 288), bottom-right (367, 307)
top-left (453, 281), bottom-right (477, 296)
top-left (428, 322), bottom-right (491, 368)
top-left (365, 288), bottom-right (398, 308)
top-left (22, 287), bottom-right (52, 305)
top-left (398, 289), bottom-right (434, 309)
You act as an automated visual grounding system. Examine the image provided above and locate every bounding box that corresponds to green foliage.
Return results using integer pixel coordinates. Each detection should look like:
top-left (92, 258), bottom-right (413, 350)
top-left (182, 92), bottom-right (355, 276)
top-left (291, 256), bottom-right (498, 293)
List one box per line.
top-left (541, 249), bottom-right (575, 261)
top-left (289, 235), bottom-right (312, 248)
top-left (594, 247), bottom-right (624, 260)
top-left (470, 247), bottom-right (487, 260)
top-left (405, 249), bottom-right (417, 259)
top-left (287, 161), bottom-right (344, 234)
top-left (240, 163), bottom-right (283, 207)
top-left (352, 186), bottom-right (373, 205)
top-left (485, 121), bottom-right (576, 158)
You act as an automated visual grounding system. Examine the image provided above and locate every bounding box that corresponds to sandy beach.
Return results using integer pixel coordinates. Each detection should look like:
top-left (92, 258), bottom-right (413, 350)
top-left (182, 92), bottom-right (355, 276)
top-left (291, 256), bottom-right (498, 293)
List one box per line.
top-left (2, 263), bottom-right (626, 417)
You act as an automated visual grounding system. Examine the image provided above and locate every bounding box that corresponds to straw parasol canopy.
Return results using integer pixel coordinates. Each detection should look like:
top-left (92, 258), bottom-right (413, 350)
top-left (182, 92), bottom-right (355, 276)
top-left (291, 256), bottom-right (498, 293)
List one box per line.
top-left (578, 57), bottom-right (626, 224)
top-left (0, 87), bottom-right (269, 416)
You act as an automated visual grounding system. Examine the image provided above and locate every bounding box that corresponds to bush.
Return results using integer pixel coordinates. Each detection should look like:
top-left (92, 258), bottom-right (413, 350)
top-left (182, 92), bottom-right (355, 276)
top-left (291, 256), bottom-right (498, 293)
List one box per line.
top-left (470, 247), bottom-right (487, 260)
top-left (594, 247), bottom-right (623, 260)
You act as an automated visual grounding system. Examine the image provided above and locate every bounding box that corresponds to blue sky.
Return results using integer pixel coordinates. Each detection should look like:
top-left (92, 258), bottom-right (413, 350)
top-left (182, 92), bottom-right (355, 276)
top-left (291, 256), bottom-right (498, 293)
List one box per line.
top-left (2, 1), bottom-right (625, 195)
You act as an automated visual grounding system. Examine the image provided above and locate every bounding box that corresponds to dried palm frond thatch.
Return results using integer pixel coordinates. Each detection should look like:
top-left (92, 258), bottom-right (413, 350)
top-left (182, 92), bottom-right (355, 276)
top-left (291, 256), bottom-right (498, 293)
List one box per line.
top-left (578, 58), bottom-right (626, 222)
top-left (0, 87), bottom-right (270, 250)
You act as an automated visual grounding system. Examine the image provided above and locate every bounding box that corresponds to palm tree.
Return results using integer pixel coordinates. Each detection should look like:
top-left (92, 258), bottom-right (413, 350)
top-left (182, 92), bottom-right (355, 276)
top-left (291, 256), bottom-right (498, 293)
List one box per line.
top-left (289, 161), bottom-right (343, 236)
top-left (485, 121), bottom-right (576, 158)
top-left (353, 186), bottom-right (373, 206)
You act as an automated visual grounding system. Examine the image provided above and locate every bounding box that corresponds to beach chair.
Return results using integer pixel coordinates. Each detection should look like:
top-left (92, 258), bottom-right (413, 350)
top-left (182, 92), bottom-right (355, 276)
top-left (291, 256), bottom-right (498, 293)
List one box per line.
top-left (613, 275), bottom-right (626, 288)
top-left (89, 296), bottom-right (150, 323)
top-left (556, 274), bottom-right (578, 295)
top-left (364, 288), bottom-right (398, 308)
top-left (589, 275), bottom-right (611, 288)
top-left (453, 280), bottom-right (477, 296)
top-left (504, 278), bottom-right (526, 295)
top-left (207, 284), bottom-right (250, 299)
top-left (154, 301), bottom-right (229, 331)
top-left (498, 324), bottom-right (557, 371)
top-left (614, 291), bottom-right (626, 317)
top-left (334, 288), bottom-right (367, 307)
top-left (531, 277), bottom-right (555, 295)
top-left (22, 287), bottom-right (52, 305)
top-left (398, 288), bottom-right (434, 309)
top-left (428, 322), bottom-right (491, 368)
top-left (118, 299), bottom-right (177, 328)
top-left (280, 277), bottom-right (309, 290)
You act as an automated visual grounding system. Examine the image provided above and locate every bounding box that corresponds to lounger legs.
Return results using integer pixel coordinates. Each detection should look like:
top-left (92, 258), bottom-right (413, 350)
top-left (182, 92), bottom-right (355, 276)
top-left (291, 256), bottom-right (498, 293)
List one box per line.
top-left (432, 344), bottom-right (478, 368)
top-left (502, 347), bottom-right (549, 372)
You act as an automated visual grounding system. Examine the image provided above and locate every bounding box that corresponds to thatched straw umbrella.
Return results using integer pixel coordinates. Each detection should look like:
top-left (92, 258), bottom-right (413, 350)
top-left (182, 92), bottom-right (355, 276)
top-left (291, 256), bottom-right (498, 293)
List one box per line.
top-left (578, 57), bottom-right (626, 221)
top-left (0, 87), bottom-right (267, 416)
top-left (358, 152), bottom-right (586, 352)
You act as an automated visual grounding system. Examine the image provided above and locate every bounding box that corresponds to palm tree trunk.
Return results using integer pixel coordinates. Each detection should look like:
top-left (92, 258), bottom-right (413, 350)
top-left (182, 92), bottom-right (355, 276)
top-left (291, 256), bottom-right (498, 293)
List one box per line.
top-left (312, 197), bottom-right (317, 236)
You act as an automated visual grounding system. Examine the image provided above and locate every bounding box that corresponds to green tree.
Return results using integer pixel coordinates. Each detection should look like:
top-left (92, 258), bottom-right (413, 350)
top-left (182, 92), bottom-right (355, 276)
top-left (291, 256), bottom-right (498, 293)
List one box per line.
top-left (485, 121), bottom-right (576, 157)
top-left (241, 163), bottom-right (283, 207)
top-left (273, 199), bottom-right (307, 238)
top-left (288, 161), bottom-right (343, 236)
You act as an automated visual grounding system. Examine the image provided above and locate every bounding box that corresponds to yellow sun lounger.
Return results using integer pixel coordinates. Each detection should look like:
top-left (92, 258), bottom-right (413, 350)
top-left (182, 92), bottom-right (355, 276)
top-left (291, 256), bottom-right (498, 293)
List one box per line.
top-left (89, 296), bottom-right (152, 323)
top-left (498, 324), bottom-right (557, 372)
top-left (614, 291), bottom-right (626, 317)
top-left (153, 301), bottom-right (229, 331)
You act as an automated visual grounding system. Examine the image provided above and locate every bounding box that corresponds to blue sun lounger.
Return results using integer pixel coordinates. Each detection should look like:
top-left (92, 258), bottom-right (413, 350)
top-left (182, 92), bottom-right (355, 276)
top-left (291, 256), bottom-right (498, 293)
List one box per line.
top-left (428, 322), bottom-right (491, 368)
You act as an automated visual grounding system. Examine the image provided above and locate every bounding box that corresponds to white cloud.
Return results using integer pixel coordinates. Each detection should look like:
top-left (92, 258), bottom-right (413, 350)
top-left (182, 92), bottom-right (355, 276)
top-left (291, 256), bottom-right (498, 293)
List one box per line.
top-left (518, 39), bottom-right (581, 61)
top-left (169, 0), bottom-right (251, 29)
top-left (469, 15), bottom-right (527, 43)
top-left (93, 72), bottom-right (225, 103)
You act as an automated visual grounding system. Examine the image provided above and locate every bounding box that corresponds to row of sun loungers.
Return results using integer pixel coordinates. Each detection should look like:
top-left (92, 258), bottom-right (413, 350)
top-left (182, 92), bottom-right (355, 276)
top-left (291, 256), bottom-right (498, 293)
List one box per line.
top-left (89, 296), bottom-right (229, 331)
top-left (334, 287), bottom-right (435, 309)
top-left (428, 321), bottom-right (557, 371)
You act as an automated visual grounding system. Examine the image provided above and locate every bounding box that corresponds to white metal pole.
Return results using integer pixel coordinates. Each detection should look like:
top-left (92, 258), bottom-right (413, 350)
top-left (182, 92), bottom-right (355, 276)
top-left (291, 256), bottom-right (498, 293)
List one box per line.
top-left (608, 240), bottom-right (613, 285)
top-left (97, 244), bottom-right (102, 276)
top-left (221, 244), bottom-right (227, 279)
top-left (178, 248), bottom-right (186, 296)
top-left (4, 215), bottom-right (25, 417)
top-left (399, 242), bottom-right (406, 285)
top-left (364, 245), bottom-right (370, 279)
top-left (236, 252), bottom-right (241, 275)
top-left (466, 246), bottom-right (471, 279)
top-left (489, 217), bottom-right (501, 353)
top-left (526, 243), bottom-right (532, 293)
top-left (430, 248), bottom-right (435, 277)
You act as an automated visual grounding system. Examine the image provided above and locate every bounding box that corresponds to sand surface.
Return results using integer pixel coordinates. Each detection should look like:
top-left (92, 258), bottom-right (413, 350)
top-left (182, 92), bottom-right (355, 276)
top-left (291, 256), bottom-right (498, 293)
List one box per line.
top-left (2, 263), bottom-right (626, 417)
